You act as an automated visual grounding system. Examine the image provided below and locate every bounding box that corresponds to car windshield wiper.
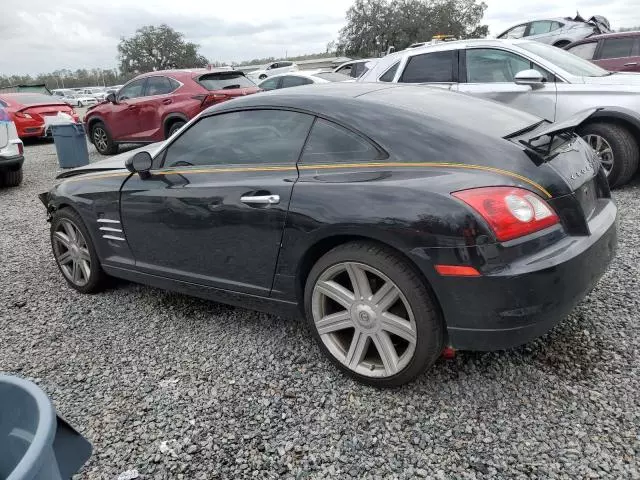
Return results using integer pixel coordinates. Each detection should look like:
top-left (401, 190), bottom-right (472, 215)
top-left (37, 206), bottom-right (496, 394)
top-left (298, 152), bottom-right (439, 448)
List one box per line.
top-left (222, 84), bottom-right (241, 90)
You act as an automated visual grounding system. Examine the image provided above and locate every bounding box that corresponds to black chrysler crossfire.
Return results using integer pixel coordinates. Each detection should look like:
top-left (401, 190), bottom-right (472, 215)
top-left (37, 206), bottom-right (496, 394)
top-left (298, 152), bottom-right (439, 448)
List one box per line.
top-left (39, 83), bottom-right (617, 387)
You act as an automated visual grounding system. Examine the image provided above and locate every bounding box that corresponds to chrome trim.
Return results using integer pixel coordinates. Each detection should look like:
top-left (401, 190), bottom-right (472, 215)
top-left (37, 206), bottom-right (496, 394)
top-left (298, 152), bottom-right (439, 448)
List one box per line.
top-left (240, 194), bottom-right (280, 205)
top-left (99, 226), bottom-right (122, 232)
top-left (102, 235), bottom-right (126, 241)
top-left (97, 218), bottom-right (121, 224)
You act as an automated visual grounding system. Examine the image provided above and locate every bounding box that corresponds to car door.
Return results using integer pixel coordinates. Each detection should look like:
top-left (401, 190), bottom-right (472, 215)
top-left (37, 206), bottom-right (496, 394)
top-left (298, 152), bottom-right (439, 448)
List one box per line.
top-left (119, 108), bottom-right (314, 296)
top-left (108, 79), bottom-right (146, 140)
top-left (525, 21), bottom-right (559, 45)
top-left (566, 41), bottom-right (599, 62)
top-left (594, 36), bottom-right (640, 72)
top-left (396, 50), bottom-right (458, 90)
top-left (136, 75), bottom-right (177, 141)
top-left (457, 47), bottom-right (558, 121)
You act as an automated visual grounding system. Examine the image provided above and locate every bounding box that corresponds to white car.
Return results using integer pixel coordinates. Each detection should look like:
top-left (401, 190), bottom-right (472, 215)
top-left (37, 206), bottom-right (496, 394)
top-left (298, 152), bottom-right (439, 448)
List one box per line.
top-left (247, 61), bottom-right (298, 81)
top-left (51, 89), bottom-right (98, 107)
top-left (79, 87), bottom-right (108, 101)
top-left (497, 15), bottom-right (611, 48)
top-left (0, 106), bottom-right (24, 187)
top-left (333, 59), bottom-right (377, 79)
top-left (359, 38), bottom-right (640, 186)
top-left (258, 71), bottom-right (351, 90)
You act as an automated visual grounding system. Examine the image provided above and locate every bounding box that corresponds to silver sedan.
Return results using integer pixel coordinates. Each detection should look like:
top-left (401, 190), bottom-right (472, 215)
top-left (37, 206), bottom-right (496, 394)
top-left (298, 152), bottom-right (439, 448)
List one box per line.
top-left (496, 15), bottom-right (610, 48)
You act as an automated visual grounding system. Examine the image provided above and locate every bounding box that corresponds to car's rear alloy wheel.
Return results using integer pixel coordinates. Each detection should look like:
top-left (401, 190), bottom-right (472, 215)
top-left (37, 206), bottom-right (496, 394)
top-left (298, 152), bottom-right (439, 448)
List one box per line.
top-left (51, 209), bottom-right (107, 293)
top-left (305, 242), bottom-right (444, 387)
top-left (579, 122), bottom-right (639, 187)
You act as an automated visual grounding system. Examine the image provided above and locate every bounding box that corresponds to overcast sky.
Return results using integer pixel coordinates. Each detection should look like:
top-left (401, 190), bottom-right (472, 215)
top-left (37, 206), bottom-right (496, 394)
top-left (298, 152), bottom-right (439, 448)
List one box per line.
top-left (2, 0), bottom-right (639, 75)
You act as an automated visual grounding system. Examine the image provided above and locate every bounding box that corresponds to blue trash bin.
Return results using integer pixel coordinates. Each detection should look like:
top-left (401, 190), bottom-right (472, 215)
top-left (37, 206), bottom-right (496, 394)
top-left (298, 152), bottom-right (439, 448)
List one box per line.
top-left (0, 375), bottom-right (92, 480)
top-left (50, 123), bottom-right (90, 169)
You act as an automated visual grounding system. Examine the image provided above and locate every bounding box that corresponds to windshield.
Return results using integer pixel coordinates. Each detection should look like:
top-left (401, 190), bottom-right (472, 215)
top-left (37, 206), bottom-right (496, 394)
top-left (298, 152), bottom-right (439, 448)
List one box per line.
top-left (518, 41), bottom-right (610, 77)
top-left (197, 72), bottom-right (256, 90)
top-left (7, 94), bottom-right (62, 105)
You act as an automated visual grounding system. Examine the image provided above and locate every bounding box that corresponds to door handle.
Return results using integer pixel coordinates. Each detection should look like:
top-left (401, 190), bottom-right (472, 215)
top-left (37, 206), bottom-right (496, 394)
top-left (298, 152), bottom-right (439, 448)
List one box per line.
top-left (624, 62), bottom-right (638, 67)
top-left (240, 194), bottom-right (280, 205)
top-left (162, 99), bottom-right (172, 105)
top-left (127, 105), bottom-right (138, 110)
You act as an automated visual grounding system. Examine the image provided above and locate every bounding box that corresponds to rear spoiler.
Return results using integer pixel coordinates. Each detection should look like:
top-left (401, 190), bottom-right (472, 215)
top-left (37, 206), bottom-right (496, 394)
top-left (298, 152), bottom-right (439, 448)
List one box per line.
top-left (506, 108), bottom-right (600, 161)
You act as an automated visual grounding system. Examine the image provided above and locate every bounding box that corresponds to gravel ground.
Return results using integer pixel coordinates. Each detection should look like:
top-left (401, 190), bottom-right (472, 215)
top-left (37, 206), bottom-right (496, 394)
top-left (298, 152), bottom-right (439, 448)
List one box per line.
top-left (1, 140), bottom-right (639, 479)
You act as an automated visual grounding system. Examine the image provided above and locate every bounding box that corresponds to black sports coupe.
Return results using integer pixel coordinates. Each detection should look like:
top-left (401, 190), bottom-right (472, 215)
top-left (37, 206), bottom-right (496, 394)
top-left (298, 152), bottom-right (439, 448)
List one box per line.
top-left (40, 83), bottom-right (617, 387)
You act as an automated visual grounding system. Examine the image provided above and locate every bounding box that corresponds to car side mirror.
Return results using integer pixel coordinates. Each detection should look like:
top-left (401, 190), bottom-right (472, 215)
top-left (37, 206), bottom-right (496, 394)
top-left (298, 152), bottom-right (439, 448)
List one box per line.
top-left (514, 69), bottom-right (545, 88)
top-left (106, 93), bottom-right (116, 103)
top-left (125, 151), bottom-right (153, 179)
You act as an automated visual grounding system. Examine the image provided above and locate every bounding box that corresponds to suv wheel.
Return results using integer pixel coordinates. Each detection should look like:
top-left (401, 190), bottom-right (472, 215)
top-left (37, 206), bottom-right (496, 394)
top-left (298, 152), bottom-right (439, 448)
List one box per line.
top-left (167, 121), bottom-right (186, 138)
top-left (91, 122), bottom-right (118, 155)
top-left (259, 74), bottom-right (267, 80)
top-left (580, 122), bottom-right (639, 188)
top-left (304, 242), bottom-right (444, 387)
top-left (2, 167), bottom-right (23, 187)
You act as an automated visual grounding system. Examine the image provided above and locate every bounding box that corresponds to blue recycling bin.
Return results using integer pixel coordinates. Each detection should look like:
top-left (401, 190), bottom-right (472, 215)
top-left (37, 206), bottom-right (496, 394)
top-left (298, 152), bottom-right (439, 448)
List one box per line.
top-left (50, 123), bottom-right (90, 168)
top-left (0, 375), bottom-right (92, 480)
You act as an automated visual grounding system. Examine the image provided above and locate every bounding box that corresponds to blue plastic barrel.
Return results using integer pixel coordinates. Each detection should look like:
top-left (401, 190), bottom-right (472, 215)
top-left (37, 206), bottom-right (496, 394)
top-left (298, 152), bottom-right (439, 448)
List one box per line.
top-left (0, 375), bottom-right (92, 480)
top-left (50, 123), bottom-right (90, 168)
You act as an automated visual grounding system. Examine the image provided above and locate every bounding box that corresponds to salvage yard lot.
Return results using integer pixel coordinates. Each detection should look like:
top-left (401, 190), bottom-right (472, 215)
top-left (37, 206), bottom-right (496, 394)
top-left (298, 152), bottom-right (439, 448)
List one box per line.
top-left (1, 141), bottom-right (639, 479)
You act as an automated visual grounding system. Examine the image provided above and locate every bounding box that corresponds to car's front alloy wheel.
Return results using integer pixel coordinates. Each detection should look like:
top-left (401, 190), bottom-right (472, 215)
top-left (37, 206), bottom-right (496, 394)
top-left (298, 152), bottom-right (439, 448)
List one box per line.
top-left (305, 242), bottom-right (444, 387)
top-left (51, 208), bottom-right (108, 293)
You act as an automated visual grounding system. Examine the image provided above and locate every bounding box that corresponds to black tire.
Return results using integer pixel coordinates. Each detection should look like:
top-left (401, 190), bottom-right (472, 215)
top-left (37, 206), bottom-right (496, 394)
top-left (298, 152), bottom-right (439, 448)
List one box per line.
top-left (304, 241), bottom-right (444, 387)
top-left (259, 74), bottom-right (267, 80)
top-left (2, 167), bottom-right (23, 187)
top-left (91, 121), bottom-right (118, 155)
top-left (167, 120), bottom-right (186, 138)
top-left (579, 122), bottom-right (640, 188)
top-left (78, 101), bottom-right (83, 107)
top-left (50, 208), bottom-right (108, 294)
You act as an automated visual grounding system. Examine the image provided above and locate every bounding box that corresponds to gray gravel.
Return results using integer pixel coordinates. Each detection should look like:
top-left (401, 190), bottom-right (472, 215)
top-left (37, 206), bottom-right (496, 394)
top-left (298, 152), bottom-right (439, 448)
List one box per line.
top-left (1, 140), bottom-right (639, 479)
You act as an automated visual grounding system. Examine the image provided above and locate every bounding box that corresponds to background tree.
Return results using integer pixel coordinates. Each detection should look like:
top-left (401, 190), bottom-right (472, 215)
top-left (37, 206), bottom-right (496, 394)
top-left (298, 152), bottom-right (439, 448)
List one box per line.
top-left (337, 0), bottom-right (488, 57)
top-left (117, 24), bottom-right (208, 74)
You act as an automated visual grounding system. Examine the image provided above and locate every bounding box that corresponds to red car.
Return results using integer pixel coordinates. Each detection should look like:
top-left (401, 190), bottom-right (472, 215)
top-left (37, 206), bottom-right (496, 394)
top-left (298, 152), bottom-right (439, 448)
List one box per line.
top-left (84, 69), bottom-right (260, 155)
top-left (0, 93), bottom-right (79, 139)
top-left (565, 31), bottom-right (640, 72)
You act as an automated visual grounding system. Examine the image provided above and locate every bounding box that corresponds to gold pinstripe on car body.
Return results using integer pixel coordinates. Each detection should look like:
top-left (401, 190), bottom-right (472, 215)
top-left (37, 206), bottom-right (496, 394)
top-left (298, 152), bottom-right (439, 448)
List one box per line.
top-left (62, 162), bottom-right (552, 198)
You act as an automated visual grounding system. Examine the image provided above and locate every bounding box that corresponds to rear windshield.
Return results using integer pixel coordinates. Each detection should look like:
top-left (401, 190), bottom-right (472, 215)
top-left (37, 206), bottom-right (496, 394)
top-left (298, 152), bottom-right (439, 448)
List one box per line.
top-left (5, 94), bottom-right (61, 105)
top-left (197, 72), bottom-right (256, 90)
top-left (313, 72), bottom-right (351, 82)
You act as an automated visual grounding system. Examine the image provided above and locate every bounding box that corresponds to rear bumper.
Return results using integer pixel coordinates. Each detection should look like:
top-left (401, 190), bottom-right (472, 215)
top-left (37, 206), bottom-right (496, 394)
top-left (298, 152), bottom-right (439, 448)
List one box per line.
top-left (433, 200), bottom-right (617, 351)
top-left (0, 154), bottom-right (24, 170)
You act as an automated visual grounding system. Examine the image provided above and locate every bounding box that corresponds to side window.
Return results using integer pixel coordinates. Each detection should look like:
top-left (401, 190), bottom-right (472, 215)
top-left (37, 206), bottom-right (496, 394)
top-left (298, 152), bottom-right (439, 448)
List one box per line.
top-left (280, 76), bottom-right (312, 88)
top-left (117, 79), bottom-right (146, 101)
top-left (353, 62), bottom-right (366, 77)
top-left (379, 61), bottom-right (400, 82)
top-left (466, 48), bottom-right (532, 83)
top-left (550, 21), bottom-right (563, 31)
top-left (259, 78), bottom-right (279, 90)
top-left (268, 63), bottom-right (278, 70)
top-left (301, 118), bottom-right (380, 163)
top-left (280, 61), bottom-right (292, 68)
top-left (399, 51), bottom-right (455, 83)
top-left (500, 24), bottom-right (527, 39)
top-left (567, 42), bottom-right (598, 60)
top-left (167, 78), bottom-right (181, 90)
top-left (337, 64), bottom-right (353, 76)
top-left (528, 21), bottom-right (553, 36)
top-left (599, 38), bottom-right (635, 59)
top-left (145, 76), bottom-right (174, 96)
top-left (162, 110), bottom-right (314, 168)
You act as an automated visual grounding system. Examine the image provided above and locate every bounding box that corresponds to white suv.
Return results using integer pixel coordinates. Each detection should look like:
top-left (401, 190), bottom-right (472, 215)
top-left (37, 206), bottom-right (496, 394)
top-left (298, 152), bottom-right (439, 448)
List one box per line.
top-left (0, 107), bottom-right (24, 187)
top-left (359, 38), bottom-right (640, 187)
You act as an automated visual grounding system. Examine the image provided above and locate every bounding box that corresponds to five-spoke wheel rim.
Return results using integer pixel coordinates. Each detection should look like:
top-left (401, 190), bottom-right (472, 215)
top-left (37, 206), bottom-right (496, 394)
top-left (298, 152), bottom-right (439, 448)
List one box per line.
top-left (93, 127), bottom-right (108, 152)
top-left (312, 262), bottom-right (417, 378)
top-left (52, 219), bottom-right (91, 287)
top-left (583, 134), bottom-right (614, 176)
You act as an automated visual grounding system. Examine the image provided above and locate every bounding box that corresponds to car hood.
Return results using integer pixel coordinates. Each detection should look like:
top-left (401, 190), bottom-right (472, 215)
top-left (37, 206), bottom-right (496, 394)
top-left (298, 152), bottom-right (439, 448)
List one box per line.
top-left (56, 142), bottom-right (166, 179)
top-left (581, 72), bottom-right (640, 86)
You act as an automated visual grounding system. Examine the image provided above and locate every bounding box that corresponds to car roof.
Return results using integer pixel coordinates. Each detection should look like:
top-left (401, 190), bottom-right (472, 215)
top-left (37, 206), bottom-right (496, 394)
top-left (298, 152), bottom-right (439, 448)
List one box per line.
top-left (135, 68), bottom-right (237, 80)
top-left (567, 30), bottom-right (640, 45)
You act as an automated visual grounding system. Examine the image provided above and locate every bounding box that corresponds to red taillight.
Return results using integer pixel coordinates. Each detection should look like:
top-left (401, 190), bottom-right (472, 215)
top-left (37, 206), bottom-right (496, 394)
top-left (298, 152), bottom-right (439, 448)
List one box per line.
top-left (452, 187), bottom-right (559, 242)
top-left (18, 143), bottom-right (24, 155)
top-left (192, 93), bottom-right (229, 109)
top-left (14, 111), bottom-right (32, 119)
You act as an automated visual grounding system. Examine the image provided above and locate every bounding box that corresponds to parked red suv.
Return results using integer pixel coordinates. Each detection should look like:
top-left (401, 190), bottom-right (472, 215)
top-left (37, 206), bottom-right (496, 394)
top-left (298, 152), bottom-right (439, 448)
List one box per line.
top-left (84, 69), bottom-right (260, 155)
top-left (565, 31), bottom-right (640, 72)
